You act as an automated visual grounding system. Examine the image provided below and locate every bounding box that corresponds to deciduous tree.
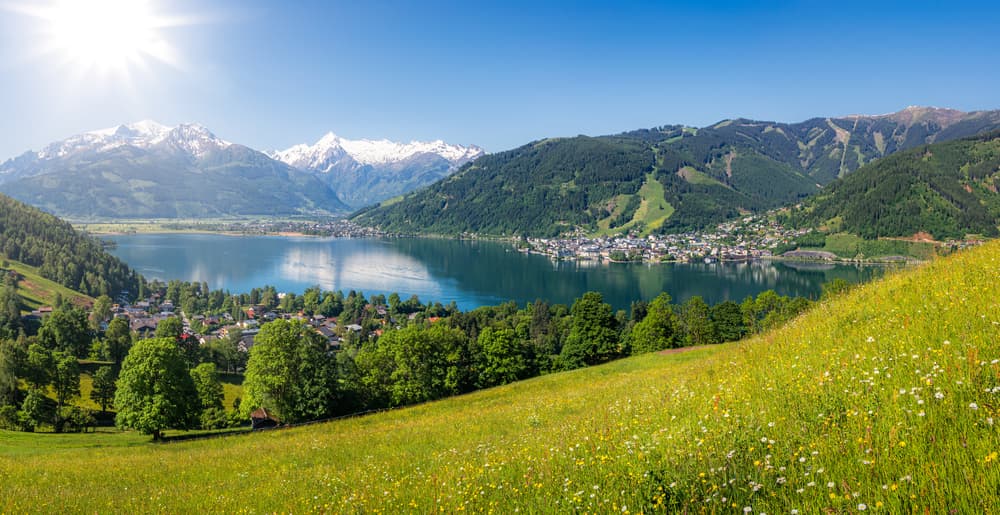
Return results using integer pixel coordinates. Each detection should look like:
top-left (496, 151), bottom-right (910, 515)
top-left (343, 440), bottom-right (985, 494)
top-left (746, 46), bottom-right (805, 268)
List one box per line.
top-left (559, 292), bottom-right (619, 369)
top-left (629, 292), bottom-right (679, 354)
top-left (241, 319), bottom-right (337, 423)
top-left (115, 338), bottom-right (200, 440)
top-left (104, 317), bottom-right (132, 367)
top-left (190, 362), bottom-right (223, 412)
top-left (90, 365), bottom-right (116, 412)
top-left (477, 327), bottom-right (528, 387)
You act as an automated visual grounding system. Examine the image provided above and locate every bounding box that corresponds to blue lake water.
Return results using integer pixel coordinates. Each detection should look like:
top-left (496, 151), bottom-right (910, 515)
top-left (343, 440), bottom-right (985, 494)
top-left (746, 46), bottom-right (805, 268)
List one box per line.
top-left (106, 234), bottom-right (886, 311)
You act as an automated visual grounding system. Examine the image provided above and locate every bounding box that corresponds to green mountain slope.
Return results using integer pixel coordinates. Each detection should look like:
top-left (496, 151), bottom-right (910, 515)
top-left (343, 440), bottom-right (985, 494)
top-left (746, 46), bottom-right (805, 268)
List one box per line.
top-left (2, 240), bottom-right (998, 512)
top-left (792, 131), bottom-right (1000, 239)
top-left (1, 145), bottom-right (348, 218)
top-left (356, 107), bottom-right (1000, 236)
top-left (359, 136), bottom-right (656, 237)
top-left (0, 193), bottom-right (140, 298)
top-left (0, 260), bottom-right (93, 310)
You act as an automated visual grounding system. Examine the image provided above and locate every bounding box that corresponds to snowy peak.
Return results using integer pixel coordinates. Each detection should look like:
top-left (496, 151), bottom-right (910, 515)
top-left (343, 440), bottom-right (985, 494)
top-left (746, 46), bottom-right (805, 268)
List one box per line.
top-left (89, 120), bottom-right (171, 139)
top-left (34, 121), bottom-right (231, 160)
top-left (273, 132), bottom-right (485, 170)
top-left (161, 123), bottom-right (232, 157)
top-left (1, 121), bottom-right (485, 210)
top-left (340, 137), bottom-right (484, 165)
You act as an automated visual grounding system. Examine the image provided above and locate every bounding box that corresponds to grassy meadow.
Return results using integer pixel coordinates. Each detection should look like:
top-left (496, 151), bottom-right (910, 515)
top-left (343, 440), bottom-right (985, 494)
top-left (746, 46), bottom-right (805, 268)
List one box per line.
top-left (1, 260), bottom-right (93, 311)
top-left (1, 241), bottom-right (999, 512)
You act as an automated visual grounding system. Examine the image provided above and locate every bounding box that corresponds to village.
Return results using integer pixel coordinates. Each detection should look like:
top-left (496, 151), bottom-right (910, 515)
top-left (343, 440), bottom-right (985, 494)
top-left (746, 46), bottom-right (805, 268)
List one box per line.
top-left (85, 289), bottom-right (437, 370)
top-left (519, 216), bottom-right (811, 263)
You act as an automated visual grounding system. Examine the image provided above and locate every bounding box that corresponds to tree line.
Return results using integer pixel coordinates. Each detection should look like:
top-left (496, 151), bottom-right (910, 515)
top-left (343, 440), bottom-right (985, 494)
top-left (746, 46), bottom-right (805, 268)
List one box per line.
top-left (0, 268), bottom-right (852, 438)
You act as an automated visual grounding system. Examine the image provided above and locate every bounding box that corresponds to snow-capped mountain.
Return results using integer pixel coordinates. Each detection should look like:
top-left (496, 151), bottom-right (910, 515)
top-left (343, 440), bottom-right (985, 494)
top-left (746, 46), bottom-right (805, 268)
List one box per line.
top-left (0, 122), bottom-right (348, 218)
top-left (271, 133), bottom-right (485, 208)
top-left (273, 132), bottom-right (483, 169)
top-left (33, 121), bottom-right (230, 161)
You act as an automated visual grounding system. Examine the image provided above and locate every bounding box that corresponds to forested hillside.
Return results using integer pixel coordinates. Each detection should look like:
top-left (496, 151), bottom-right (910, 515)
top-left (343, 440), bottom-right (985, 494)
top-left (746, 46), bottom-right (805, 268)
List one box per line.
top-left (356, 107), bottom-right (1000, 237)
top-left (789, 131), bottom-right (1000, 239)
top-left (0, 193), bottom-right (141, 298)
top-left (358, 137), bottom-right (655, 237)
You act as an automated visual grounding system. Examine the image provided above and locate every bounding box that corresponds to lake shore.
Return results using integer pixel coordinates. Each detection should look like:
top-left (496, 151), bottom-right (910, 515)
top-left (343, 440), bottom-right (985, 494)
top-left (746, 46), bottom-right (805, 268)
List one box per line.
top-left (104, 233), bottom-right (887, 311)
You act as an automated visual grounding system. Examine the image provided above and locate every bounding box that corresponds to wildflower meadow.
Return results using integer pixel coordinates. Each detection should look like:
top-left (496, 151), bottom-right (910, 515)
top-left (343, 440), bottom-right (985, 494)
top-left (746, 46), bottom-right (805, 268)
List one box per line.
top-left (1, 241), bottom-right (998, 513)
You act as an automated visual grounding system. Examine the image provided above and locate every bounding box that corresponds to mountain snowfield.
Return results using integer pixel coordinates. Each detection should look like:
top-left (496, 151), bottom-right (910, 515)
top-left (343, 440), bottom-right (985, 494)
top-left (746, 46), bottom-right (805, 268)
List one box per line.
top-left (0, 121), bottom-right (486, 214)
top-left (36, 120), bottom-right (231, 161)
top-left (270, 132), bottom-right (485, 208)
top-left (272, 132), bottom-right (483, 169)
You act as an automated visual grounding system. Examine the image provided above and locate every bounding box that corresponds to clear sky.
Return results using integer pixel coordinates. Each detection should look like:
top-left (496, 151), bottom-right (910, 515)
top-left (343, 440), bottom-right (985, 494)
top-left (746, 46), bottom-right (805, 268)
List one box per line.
top-left (1, 0), bottom-right (998, 158)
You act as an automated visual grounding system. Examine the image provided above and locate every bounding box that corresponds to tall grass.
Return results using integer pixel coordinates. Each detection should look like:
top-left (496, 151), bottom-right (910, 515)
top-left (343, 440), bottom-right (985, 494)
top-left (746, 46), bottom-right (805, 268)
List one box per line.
top-left (1, 241), bottom-right (998, 513)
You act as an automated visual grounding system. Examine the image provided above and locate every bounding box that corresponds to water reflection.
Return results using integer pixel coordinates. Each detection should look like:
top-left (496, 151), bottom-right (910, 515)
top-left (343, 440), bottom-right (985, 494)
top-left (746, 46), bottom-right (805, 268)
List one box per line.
top-left (278, 245), bottom-right (448, 299)
top-left (107, 234), bottom-right (886, 311)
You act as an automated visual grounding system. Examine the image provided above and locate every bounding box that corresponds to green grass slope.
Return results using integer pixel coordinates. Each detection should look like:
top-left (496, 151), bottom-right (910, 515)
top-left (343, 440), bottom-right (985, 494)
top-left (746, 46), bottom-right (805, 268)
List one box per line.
top-left (2, 241), bottom-right (999, 512)
top-left (2, 260), bottom-right (93, 310)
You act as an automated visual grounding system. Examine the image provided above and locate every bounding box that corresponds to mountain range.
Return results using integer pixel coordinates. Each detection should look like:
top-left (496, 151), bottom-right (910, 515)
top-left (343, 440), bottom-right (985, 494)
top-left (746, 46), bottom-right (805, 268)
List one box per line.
top-left (790, 129), bottom-right (1000, 240)
top-left (354, 107), bottom-right (1000, 237)
top-left (0, 122), bottom-right (483, 218)
top-left (269, 133), bottom-right (483, 208)
top-left (3, 107), bottom-right (1000, 232)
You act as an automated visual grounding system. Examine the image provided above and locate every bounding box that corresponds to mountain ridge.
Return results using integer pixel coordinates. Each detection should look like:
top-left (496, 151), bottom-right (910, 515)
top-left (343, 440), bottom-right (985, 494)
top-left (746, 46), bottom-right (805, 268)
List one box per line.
top-left (270, 132), bottom-right (484, 208)
top-left (787, 129), bottom-right (1000, 240)
top-left (0, 121), bottom-right (483, 217)
top-left (354, 106), bottom-right (1000, 237)
top-left (0, 121), bottom-right (350, 218)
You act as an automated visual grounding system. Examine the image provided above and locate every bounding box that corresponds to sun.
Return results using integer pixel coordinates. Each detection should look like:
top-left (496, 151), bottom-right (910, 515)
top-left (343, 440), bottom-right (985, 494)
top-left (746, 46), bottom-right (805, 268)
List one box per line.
top-left (11, 0), bottom-right (183, 77)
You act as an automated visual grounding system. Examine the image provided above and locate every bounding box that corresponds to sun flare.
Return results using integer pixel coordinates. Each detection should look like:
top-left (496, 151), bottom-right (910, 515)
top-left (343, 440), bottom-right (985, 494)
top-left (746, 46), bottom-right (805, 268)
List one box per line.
top-left (12, 0), bottom-right (183, 77)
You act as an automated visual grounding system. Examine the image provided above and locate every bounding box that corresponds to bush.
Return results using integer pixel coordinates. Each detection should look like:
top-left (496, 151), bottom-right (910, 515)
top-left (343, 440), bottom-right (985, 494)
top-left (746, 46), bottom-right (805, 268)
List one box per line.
top-left (0, 404), bottom-right (18, 430)
top-left (200, 407), bottom-right (230, 430)
top-left (59, 406), bottom-right (96, 433)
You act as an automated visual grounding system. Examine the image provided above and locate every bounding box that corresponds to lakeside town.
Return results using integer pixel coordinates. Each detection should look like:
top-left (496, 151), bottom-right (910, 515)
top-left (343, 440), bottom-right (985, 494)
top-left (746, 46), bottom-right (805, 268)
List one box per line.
top-left (518, 216), bottom-right (807, 263)
top-left (88, 215), bottom-right (988, 267)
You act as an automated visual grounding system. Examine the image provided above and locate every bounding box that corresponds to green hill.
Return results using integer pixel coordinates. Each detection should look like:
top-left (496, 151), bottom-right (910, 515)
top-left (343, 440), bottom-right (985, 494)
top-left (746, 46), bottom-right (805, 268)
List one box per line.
top-left (0, 193), bottom-right (140, 298)
top-left (355, 107), bottom-right (1000, 237)
top-left (2, 240), bottom-right (998, 512)
top-left (0, 260), bottom-right (92, 311)
top-left (792, 131), bottom-right (1000, 240)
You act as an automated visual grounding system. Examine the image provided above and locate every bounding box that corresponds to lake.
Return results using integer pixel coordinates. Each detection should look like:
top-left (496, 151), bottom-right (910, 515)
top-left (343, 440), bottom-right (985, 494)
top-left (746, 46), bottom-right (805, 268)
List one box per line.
top-left (106, 234), bottom-right (886, 311)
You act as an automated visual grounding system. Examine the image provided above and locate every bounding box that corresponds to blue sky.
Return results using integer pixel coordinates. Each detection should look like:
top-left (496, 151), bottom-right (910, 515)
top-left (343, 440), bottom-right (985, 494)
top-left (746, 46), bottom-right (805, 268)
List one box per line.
top-left (1, 0), bottom-right (998, 157)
